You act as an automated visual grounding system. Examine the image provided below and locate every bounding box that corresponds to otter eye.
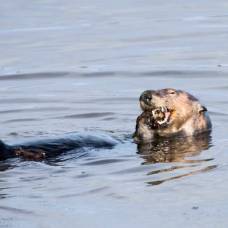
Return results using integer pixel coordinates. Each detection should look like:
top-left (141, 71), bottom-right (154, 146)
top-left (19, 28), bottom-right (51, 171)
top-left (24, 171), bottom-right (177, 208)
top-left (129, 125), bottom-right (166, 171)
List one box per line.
top-left (168, 90), bottom-right (176, 94)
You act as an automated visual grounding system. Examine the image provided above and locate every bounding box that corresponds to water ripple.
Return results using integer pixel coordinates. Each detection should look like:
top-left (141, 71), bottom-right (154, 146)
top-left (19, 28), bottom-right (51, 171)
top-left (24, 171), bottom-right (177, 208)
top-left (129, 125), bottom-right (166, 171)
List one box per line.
top-left (61, 112), bottom-right (115, 119)
top-left (147, 165), bottom-right (217, 186)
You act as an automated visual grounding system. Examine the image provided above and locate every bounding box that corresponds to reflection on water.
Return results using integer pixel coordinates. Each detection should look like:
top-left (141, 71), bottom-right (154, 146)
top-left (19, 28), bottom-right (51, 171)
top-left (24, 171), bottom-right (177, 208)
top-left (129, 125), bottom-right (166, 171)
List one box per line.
top-left (137, 133), bottom-right (216, 185)
top-left (0, 162), bottom-right (15, 172)
top-left (138, 133), bottom-right (212, 164)
top-left (147, 165), bottom-right (217, 186)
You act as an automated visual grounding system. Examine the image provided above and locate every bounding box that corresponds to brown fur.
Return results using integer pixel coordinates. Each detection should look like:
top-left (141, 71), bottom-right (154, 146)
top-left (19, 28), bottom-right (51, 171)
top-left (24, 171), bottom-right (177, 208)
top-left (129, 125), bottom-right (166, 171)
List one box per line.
top-left (15, 148), bottom-right (46, 161)
top-left (134, 88), bottom-right (212, 142)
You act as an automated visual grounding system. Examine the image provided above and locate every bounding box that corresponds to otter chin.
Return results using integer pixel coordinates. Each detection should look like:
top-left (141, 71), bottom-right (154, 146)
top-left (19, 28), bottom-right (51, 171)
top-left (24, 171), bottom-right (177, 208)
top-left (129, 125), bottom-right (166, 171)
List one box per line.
top-left (133, 88), bottom-right (212, 143)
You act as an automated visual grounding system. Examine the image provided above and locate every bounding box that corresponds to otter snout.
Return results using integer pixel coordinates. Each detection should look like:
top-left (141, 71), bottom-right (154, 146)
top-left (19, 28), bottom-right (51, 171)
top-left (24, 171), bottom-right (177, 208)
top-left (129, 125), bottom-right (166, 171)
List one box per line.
top-left (140, 90), bottom-right (155, 110)
top-left (140, 90), bottom-right (153, 103)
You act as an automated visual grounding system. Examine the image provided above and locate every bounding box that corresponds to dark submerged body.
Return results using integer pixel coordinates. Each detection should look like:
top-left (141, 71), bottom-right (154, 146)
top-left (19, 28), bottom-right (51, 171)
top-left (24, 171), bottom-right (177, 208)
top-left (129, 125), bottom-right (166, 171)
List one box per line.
top-left (0, 133), bottom-right (117, 161)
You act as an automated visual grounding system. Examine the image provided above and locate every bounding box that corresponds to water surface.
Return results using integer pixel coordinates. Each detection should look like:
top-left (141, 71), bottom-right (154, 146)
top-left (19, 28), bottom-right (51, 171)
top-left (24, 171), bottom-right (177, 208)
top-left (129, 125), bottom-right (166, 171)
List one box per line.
top-left (1, 1), bottom-right (228, 227)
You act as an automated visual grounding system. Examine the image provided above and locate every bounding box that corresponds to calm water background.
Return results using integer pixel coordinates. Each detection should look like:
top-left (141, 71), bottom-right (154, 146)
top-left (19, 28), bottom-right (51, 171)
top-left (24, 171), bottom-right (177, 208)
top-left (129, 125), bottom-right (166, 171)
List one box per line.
top-left (1, 1), bottom-right (228, 227)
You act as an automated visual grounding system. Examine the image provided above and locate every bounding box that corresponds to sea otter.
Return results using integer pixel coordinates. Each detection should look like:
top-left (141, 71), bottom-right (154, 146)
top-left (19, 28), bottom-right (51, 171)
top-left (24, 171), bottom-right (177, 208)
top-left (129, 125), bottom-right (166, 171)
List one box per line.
top-left (0, 133), bottom-right (117, 161)
top-left (133, 88), bottom-right (212, 143)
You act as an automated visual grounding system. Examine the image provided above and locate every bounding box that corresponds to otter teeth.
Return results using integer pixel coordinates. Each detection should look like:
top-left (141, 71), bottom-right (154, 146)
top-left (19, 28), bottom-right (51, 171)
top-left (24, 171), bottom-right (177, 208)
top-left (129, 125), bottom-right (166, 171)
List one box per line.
top-left (152, 106), bottom-right (170, 125)
top-left (152, 107), bottom-right (166, 117)
top-left (157, 112), bottom-right (170, 125)
top-left (160, 106), bottom-right (167, 112)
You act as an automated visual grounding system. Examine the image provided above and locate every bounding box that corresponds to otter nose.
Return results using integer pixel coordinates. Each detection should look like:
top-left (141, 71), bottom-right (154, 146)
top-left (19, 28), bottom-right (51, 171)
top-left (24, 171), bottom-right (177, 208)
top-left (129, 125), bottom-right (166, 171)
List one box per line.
top-left (140, 90), bottom-right (155, 104)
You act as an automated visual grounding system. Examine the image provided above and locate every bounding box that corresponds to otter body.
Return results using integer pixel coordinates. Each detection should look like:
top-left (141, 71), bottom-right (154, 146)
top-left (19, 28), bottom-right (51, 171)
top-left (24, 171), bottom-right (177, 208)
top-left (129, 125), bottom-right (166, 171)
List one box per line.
top-left (134, 88), bottom-right (211, 143)
top-left (0, 133), bottom-right (117, 161)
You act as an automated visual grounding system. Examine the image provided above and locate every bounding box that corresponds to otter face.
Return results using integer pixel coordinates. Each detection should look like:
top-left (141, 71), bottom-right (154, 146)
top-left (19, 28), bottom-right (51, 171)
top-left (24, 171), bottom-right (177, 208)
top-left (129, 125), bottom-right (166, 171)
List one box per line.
top-left (139, 88), bottom-right (204, 130)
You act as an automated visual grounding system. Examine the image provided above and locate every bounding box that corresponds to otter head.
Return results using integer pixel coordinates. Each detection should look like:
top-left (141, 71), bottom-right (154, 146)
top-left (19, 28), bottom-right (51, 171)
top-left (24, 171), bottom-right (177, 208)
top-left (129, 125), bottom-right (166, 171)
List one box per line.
top-left (139, 88), bottom-right (207, 132)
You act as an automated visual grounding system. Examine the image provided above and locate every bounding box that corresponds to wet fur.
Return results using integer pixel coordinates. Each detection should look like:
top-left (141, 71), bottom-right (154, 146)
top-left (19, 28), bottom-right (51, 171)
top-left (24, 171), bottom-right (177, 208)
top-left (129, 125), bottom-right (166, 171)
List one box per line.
top-left (134, 88), bottom-right (212, 142)
top-left (0, 134), bottom-right (117, 161)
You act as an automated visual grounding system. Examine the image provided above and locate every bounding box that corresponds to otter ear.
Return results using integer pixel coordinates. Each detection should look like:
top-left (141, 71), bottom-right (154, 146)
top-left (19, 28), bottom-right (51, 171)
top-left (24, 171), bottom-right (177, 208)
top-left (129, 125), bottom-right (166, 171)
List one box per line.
top-left (196, 104), bottom-right (207, 114)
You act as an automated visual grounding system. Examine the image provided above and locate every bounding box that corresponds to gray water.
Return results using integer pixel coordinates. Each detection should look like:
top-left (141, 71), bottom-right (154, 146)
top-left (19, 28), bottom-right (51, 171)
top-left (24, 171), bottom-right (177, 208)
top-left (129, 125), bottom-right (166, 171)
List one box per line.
top-left (1, 1), bottom-right (228, 227)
